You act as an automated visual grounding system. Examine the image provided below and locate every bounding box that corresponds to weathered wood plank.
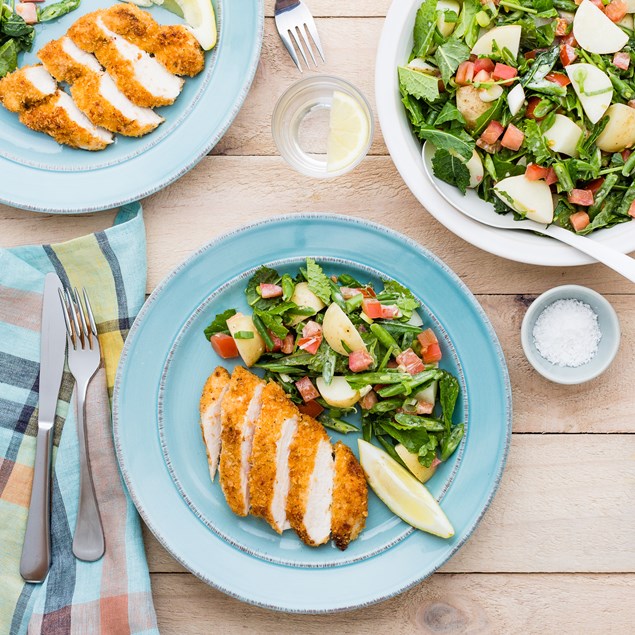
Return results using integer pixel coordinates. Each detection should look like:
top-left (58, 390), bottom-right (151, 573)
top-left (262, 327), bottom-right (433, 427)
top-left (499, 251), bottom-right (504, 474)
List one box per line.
top-left (263, 0), bottom-right (392, 18)
top-left (150, 572), bottom-right (635, 633)
top-left (143, 435), bottom-right (635, 574)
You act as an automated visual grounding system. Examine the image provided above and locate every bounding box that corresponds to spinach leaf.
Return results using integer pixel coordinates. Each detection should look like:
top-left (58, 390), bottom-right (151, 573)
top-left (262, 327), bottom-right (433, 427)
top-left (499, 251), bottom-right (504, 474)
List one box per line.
top-left (418, 126), bottom-right (475, 160)
top-left (453, 0), bottom-right (480, 48)
top-left (431, 148), bottom-right (470, 194)
top-left (0, 39), bottom-right (18, 78)
top-left (401, 90), bottom-right (428, 137)
top-left (438, 371), bottom-right (459, 429)
top-left (305, 257), bottom-right (331, 304)
top-left (203, 308), bottom-right (236, 340)
top-left (522, 46), bottom-right (560, 88)
top-left (245, 266), bottom-right (280, 308)
top-left (39, 0), bottom-right (81, 22)
top-left (398, 66), bottom-right (440, 103)
top-left (434, 38), bottom-right (470, 87)
top-left (412, 0), bottom-right (438, 58)
top-left (434, 100), bottom-right (465, 126)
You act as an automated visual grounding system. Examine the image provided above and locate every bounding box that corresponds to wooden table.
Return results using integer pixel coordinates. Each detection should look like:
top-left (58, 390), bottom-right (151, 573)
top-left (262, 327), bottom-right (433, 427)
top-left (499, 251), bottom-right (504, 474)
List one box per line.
top-left (2, 1), bottom-right (635, 632)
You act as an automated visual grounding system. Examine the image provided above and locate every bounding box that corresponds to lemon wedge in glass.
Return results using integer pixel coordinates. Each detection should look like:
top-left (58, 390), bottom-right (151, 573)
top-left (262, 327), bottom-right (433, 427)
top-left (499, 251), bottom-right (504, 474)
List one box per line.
top-left (326, 90), bottom-right (371, 173)
top-left (358, 440), bottom-right (454, 538)
top-left (156, 0), bottom-right (217, 50)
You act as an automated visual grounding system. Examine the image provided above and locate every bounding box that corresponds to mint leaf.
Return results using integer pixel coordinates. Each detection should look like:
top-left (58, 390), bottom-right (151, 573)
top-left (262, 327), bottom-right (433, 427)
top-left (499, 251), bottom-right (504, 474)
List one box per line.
top-left (431, 148), bottom-right (471, 194)
top-left (203, 309), bottom-right (236, 340)
top-left (434, 39), bottom-right (470, 88)
top-left (413, 0), bottom-right (438, 58)
top-left (398, 66), bottom-right (439, 103)
top-left (245, 266), bottom-right (280, 309)
top-left (305, 258), bottom-right (331, 304)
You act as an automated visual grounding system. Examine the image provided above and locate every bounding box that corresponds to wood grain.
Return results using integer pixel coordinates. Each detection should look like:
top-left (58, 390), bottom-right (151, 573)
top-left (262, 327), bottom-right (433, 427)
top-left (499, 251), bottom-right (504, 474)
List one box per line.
top-left (150, 572), bottom-right (635, 633)
top-left (264, 1), bottom-right (392, 18)
top-left (143, 434), bottom-right (635, 574)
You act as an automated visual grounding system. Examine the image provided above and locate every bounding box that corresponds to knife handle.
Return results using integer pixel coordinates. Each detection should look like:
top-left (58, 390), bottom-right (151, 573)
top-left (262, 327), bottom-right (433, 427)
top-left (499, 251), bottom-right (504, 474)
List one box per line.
top-left (20, 426), bottom-right (53, 583)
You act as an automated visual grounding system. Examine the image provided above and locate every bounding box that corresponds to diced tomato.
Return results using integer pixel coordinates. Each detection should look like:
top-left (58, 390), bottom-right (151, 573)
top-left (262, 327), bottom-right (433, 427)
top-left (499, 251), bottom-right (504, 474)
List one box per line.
top-left (359, 390), bottom-right (378, 411)
top-left (546, 72), bottom-right (571, 87)
top-left (15, 3), bottom-right (37, 23)
top-left (415, 400), bottom-right (435, 415)
top-left (475, 138), bottom-right (501, 154)
top-left (417, 328), bottom-right (438, 348)
top-left (380, 304), bottom-right (401, 319)
top-left (555, 17), bottom-right (570, 36)
top-left (348, 350), bottom-right (374, 373)
top-left (589, 0), bottom-right (605, 10)
top-left (281, 333), bottom-right (295, 354)
top-left (210, 333), bottom-right (239, 359)
top-left (492, 63), bottom-right (518, 85)
top-left (473, 69), bottom-right (491, 83)
top-left (545, 168), bottom-right (558, 186)
top-left (395, 348), bottom-right (426, 375)
top-left (501, 124), bottom-right (525, 151)
top-left (258, 283), bottom-right (283, 298)
top-left (629, 200), bottom-right (635, 218)
top-left (623, 150), bottom-right (633, 162)
top-left (585, 178), bottom-right (605, 194)
top-left (302, 320), bottom-right (322, 338)
top-left (455, 61), bottom-right (475, 86)
top-left (525, 97), bottom-right (542, 120)
top-left (474, 57), bottom-right (495, 74)
top-left (480, 120), bottom-right (504, 145)
top-left (525, 163), bottom-right (550, 181)
top-left (570, 211), bottom-right (591, 232)
top-left (606, 0), bottom-right (627, 21)
top-left (524, 49), bottom-right (544, 60)
top-left (298, 399), bottom-right (324, 418)
top-left (296, 376), bottom-right (320, 402)
top-left (298, 335), bottom-right (322, 355)
top-left (560, 44), bottom-right (577, 67)
top-left (561, 33), bottom-right (578, 48)
top-left (359, 286), bottom-right (376, 298)
top-left (629, 101), bottom-right (635, 110)
top-left (266, 334), bottom-right (283, 353)
top-left (340, 287), bottom-right (362, 299)
top-left (361, 298), bottom-right (383, 319)
top-left (613, 52), bottom-right (630, 70)
top-left (568, 189), bottom-right (594, 206)
top-left (422, 342), bottom-right (443, 364)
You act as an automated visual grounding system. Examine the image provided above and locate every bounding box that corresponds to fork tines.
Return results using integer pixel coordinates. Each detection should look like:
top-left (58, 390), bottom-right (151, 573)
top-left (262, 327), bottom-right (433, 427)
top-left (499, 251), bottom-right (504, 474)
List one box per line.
top-left (274, 0), bottom-right (325, 72)
top-left (58, 287), bottom-right (98, 350)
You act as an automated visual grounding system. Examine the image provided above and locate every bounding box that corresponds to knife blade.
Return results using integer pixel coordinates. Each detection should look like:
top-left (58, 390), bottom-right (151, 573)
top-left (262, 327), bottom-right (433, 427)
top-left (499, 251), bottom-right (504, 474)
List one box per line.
top-left (20, 272), bottom-right (67, 582)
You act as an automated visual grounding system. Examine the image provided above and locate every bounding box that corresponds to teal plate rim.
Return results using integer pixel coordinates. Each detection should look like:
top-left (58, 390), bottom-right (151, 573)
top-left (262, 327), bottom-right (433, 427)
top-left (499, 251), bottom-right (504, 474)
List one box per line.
top-left (112, 214), bottom-right (513, 613)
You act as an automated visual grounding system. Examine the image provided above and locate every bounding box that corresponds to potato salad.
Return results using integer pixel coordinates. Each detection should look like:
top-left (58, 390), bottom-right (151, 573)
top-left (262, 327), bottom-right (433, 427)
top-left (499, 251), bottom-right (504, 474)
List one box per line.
top-left (203, 258), bottom-right (464, 477)
top-left (400, 0), bottom-right (635, 235)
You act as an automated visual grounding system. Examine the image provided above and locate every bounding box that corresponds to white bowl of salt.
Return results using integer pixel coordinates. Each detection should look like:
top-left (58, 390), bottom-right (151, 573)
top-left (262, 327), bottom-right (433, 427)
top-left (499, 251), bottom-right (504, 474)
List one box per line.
top-left (521, 285), bottom-right (621, 384)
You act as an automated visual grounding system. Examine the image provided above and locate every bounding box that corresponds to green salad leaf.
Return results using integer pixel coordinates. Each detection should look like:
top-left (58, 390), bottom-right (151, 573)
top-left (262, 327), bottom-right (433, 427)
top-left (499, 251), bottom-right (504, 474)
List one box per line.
top-left (412, 0), bottom-right (438, 58)
top-left (398, 66), bottom-right (440, 103)
top-left (434, 39), bottom-right (470, 88)
top-left (203, 308), bottom-right (236, 340)
top-left (305, 257), bottom-right (331, 304)
top-left (431, 148), bottom-right (471, 194)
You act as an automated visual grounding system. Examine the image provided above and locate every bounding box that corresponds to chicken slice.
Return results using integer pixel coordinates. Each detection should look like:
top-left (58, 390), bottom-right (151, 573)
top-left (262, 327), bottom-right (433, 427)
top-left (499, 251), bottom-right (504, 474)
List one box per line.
top-left (219, 367), bottom-right (265, 516)
top-left (68, 11), bottom-right (183, 108)
top-left (39, 36), bottom-right (163, 137)
top-left (19, 91), bottom-right (113, 151)
top-left (199, 366), bottom-right (231, 482)
top-left (101, 3), bottom-right (205, 77)
top-left (331, 442), bottom-right (368, 550)
top-left (249, 382), bottom-right (299, 533)
top-left (286, 415), bottom-right (334, 547)
top-left (0, 65), bottom-right (57, 112)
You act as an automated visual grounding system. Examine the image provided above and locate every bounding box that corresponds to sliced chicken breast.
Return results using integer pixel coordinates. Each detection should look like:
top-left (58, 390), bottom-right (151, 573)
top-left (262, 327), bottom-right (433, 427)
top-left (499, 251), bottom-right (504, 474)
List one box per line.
top-left (219, 367), bottom-right (264, 516)
top-left (68, 11), bottom-right (183, 108)
top-left (38, 36), bottom-right (102, 83)
top-left (199, 366), bottom-right (231, 482)
top-left (249, 382), bottom-right (299, 533)
top-left (0, 65), bottom-right (57, 112)
top-left (101, 3), bottom-right (205, 77)
top-left (286, 415), bottom-right (334, 547)
top-left (19, 91), bottom-right (113, 151)
top-left (331, 441), bottom-right (368, 550)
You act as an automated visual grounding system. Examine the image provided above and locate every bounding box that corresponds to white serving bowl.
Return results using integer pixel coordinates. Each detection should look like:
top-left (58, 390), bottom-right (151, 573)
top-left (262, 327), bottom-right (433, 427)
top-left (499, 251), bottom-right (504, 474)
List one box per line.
top-left (374, 0), bottom-right (635, 267)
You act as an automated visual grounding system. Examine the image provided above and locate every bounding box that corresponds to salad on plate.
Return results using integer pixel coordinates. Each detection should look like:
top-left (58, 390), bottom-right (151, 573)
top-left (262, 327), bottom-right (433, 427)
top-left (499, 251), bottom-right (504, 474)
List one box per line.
top-left (399, 0), bottom-right (635, 235)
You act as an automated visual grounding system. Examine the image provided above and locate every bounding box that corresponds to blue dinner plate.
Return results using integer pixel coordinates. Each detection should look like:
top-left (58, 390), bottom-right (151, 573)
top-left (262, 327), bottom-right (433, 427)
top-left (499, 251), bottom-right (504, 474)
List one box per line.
top-left (113, 215), bottom-right (512, 613)
top-left (0, 0), bottom-right (263, 213)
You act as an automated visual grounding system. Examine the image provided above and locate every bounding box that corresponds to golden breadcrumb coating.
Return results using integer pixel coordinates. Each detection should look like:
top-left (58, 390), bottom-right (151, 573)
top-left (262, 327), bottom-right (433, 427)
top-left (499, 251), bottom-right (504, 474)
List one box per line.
top-left (38, 38), bottom-right (92, 83)
top-left (331, 441), bottom-right (368, 550)
top-left (219, 367), bottom-right (264, 516)
top-left (0, 65), bottom-right (54, 112)
top-left (102, 3), bottom-right (205, 77)
top-left (199, 366), bottom-right (231, 482)
top-left (249, 382), bottom-right (299, 533)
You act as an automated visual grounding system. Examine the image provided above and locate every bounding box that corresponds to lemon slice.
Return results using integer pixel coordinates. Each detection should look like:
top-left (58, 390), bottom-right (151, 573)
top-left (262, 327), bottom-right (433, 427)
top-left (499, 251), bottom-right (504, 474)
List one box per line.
top-left (159, 0), bottom-right (217, 50)
top-left (358, 440), bottom-right (454, 538)
top-left (326, 90), bottom-right (370, 173)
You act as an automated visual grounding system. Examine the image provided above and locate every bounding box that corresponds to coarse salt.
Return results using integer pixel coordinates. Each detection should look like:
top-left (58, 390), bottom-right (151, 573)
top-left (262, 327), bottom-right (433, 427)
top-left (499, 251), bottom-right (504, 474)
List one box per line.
top-left (532, 299), bottom-right (601, 367)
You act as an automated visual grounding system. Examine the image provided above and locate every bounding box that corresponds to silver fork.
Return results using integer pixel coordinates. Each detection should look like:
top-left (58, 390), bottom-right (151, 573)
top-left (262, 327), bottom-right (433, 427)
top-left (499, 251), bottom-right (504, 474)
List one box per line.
top-left (274, 0), bottom-right (325, 72)
top-left (59, 287), bottom-right (105, 562)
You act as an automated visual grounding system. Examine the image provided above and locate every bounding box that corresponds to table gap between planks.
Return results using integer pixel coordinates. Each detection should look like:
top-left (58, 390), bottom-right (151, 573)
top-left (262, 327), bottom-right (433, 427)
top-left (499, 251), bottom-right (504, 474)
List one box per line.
top-left (1, 1), bottom-right (634, 632)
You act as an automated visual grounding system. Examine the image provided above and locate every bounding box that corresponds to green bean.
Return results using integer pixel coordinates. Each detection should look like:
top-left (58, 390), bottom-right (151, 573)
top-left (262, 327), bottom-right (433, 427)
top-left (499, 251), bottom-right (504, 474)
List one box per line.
top-left (38, 0), bottom-right (80, 22)
top-left (376, 436), bottom-right (406, 467)
top-left (589, 173), bottom-right (618, 216)
top-left (281, 274), bottom-right (295, 301)
top-left (318, 414), bottom-right (358, 434)
top-left (251, 313), bottom-right (274, 350)
top-left (553, 163), bottom-right (574, 192)
top-left (375, 320), bottom-right (421, 333)
top-left (622, 152), bottom-right (635, 177)
top-left (369, 399), bottom-right (402, 413)
top-left (344, 293), bottom-right (363, 313)
top-left (441, 424), bottom-right (465, 461)
top-left (394, 413), bottom-right (445, 432)
top-left (370, 323), bottom-right (401, 355)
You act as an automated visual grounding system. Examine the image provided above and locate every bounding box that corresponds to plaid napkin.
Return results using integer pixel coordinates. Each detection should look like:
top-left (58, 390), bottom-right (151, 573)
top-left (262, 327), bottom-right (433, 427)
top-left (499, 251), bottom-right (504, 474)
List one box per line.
top-left (0, 204), bottom-right (158, 635)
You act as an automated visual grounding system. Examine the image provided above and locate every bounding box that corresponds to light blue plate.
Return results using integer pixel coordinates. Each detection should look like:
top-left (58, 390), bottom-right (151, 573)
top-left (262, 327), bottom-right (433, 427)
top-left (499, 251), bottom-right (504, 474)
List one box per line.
top-left (113, 215), bottom-right (512, 613)
top-left (0, 0), bottom-right (263, 213)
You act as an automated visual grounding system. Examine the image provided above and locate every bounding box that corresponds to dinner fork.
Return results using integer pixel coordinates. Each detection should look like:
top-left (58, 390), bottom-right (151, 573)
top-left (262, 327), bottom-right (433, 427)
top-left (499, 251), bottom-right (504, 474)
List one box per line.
top-left (59, 287), bottom-right (105, 562)
top-left (274, 0), bottom-right (325, 72)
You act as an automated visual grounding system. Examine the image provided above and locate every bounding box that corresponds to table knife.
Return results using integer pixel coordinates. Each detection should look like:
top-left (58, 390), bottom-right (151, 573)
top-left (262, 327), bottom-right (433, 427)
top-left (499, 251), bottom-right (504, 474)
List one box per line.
top-left (20, 273), bottom-right (66, 583)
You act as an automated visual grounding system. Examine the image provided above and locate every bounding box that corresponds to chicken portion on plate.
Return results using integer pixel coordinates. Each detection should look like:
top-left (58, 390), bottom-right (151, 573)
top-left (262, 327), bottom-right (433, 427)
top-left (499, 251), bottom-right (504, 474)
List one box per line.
top-left (0, 65), bottom-right (56, 112)
top-left (219, 367), bottom-right (265, 517)
top-left (101, 3), bottom-right (205, 77)
top-left (199, 366), bottom-right (231, 482)
top-left (249, 382), bottom-right (299, 534)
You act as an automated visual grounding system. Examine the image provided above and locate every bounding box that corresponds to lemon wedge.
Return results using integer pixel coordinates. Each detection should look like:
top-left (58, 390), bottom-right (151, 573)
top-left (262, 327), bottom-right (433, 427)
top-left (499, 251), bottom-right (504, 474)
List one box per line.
top-left (358, 440), bottom-right (454, 538)
top-left (326, 90), bottom-right (370, 173)
top-left (159, 0), bottom-right (217, 50)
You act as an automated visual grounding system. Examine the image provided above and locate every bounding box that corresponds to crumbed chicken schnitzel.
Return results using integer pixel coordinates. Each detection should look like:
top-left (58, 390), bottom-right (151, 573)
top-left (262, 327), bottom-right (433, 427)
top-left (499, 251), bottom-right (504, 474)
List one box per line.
top-left (199, 366), bottom-right (231, 482)
top-left (0, 65), bottom-right (56, 112)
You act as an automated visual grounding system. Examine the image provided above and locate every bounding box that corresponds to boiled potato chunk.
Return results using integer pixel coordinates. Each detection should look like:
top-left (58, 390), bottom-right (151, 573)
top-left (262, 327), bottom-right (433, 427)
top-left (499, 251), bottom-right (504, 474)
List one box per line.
top-left (226, 312), bottom-right (265, 367)
top-left (573, 0), bottom-right (628, 54)
top-left (619, 13), bottom-right (634, 28)
top-left (316, 376), bottom-right (360, 408)
top-left (437, 0), bottom-right (460, 37)
top-left (543, 114), bottom-right (583, 157)
top-left (322, 302), bottom-right (367, 355)
top-left (507, 83), bottom-right (525, 116)
top-left (566, 63), bottom-right (613, 124)
top-left (395, 444), bottom-right (438, 484)
top-left (288, 281), bottom-right (326, 326)
top-left (494, 175), bottom-right (554, 224)
top-left (625, 0), bottom-right (635, 12)
top-left (596, 104), bottom-right (635, 152)
top-left (471, 25), bottom-right (522, 59)
top-left (464, 150), bottom-right (484, 188)
top-left (456, 85), bottom-right (491, 129)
